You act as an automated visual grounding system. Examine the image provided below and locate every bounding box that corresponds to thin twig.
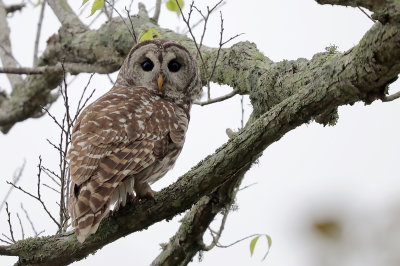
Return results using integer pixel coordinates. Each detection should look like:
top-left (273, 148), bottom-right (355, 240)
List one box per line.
top-left (183, 2), bottom-right (226, 34)
top-left (104, 0), bottom-right (137, 43)
top-left (47, 138), bottom-right (64, 155)
top-left (6, 157), bottom-right (61, 228)
top-left (5, 203), bottom-right (15, 243)
top-left (216, 234), bottom-right (263, 248)
top-left (42, 106), bottom-right (67, 134)
top-left (382, 90), bottom-right (400, 102)
top-left (358, 6), bottom-right (375, 23)
top-left (1, 234), bottom-right (13, 244)
top-left (0, 159), bottom-right (25, 212)
top-left (16, 213), bottom-right (24, 240)
top-left (152, 0), bottom-right (161, 22)
top-left (194, 90), bottom-right (237, 106)
top-left (238, 182), bottom-right (257, 192)
top-left (41, 166), bottom-right (61, 183)
top-left (43, 183), bottom-right (61, 194)
top-left (106, 73), bottom-right (114, 85)
top-left (240, 96), bottom-right (244, 128)
top-left (20, 204), bottom-right (39, 237)
top-left (33, 0), bottom-right (47, 65)
top-left (0, 238), bottom-right (12, 245)
top-left (203, 206), bottom-right (230, 251)
top-left (125, 7), bottom-right (137, 43)
top-left (176, 0), bottom-right (207, 78)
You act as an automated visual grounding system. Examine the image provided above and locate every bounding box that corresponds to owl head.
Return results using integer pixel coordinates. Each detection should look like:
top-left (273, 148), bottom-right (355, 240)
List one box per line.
top-left (115, 39), bottom-right (202, 103)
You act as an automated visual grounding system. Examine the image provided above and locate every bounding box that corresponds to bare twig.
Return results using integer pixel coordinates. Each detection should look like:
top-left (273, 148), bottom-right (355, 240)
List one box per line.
top-left (20, 204), bottom-right (39, 237)
top-left (194, 90), bottom-right (237, 106)
top-left (1, 234), bottom-right (13, 243)
top-left (238, 182), bottom-right (257, 192)
top-left (16, 213), bottom-right (24, 240)
top-left (240, 96), bottom-right (244, 128)
top-left (73, 74), bottom-right (96, 124)
top-left (382, 90), bottom-right (400, 102)
top-left (0, 159), bottom-right (25, 212)
top-left (203, 206), bottom-right (230, 251)
top-left (43, 183), bottom-right (61, 194)
top-left (106, 73), bottom-right (114, 85)
top-left (0, 237), bottom-right (12, 245)
top-left (6, 157), bottom-right (61, 228)
top-left (215, 233), bottom-right (263, 248)
top-left (105, 0), bottom-right (137, 43)
top-left (5, 203), bottom-right (15, 243)
top-left (42, 107), bottom-right (67, 134)
top-left (125, 7), bottom-right (137, 43)
top-left (176, 1), bottom-right (207, 72)
top-left (41, 166), bottom-right (61, 184)
top-left (47, 138), bottom-right (64, 155)
top-left (33, 0), bottom-right (47, 65)
top-left (152, 0), bottom-right (161, 22)
top-left (358, 6), bottom-right (375, 23)
top-left (184, 1), bottom-right (226, 34)
top-left (193, 0), bottom-right (224, 51)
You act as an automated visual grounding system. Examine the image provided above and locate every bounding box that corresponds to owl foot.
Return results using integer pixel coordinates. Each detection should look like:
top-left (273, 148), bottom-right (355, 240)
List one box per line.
top-left (133, 181), bottom-right (155, 204)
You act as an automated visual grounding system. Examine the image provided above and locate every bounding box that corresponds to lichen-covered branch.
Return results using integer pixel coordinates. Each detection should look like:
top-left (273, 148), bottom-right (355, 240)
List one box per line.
top-left (0, 0), bottom-right (23, 88)
top-left (316, 0), bottom-right (400, 24)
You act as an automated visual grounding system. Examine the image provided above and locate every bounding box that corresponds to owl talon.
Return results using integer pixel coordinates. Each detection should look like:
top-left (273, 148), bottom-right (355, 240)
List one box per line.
top-left (134, 181), bottom-right (155, 203)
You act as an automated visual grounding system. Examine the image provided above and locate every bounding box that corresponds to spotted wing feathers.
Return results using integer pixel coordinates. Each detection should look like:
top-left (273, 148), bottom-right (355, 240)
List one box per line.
top-left (68, 87), bottom-right (188, 243)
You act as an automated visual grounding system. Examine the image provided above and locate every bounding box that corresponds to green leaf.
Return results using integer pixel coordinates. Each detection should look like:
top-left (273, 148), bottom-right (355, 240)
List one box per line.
top-left (81, 0), bottom-right (90, 6)
top-left (139, 28), bottom-right (162, 42)
top-left (89, 0), bottom-right (104, 16)
top-left (250, 234), bottom-right (272, 261)
top-left (166, 0), bottom-right (184, 16)
top-left (249, 235), bottom-right (260, 256)
top-left (261, 235), bottom-right (272, 261)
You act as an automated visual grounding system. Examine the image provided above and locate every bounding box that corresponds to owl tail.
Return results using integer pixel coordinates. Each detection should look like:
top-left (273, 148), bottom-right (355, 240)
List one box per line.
top-left (69, 182), bottom-right (111, 243)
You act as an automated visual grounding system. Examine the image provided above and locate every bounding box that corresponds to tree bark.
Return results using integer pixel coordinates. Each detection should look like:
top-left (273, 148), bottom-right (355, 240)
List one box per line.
top-left (0, 0), bottom-right (399, 265)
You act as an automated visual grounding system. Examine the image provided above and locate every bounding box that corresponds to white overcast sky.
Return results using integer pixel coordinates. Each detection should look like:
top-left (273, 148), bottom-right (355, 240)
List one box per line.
top-left (0, 1), bottom-right (399, 266)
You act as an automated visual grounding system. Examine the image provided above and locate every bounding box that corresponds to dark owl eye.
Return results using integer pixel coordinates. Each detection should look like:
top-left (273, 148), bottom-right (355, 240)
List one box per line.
top-left (168, 60), bottom-right (181, 72)
top-left (141, 59), bottom-right (154, 71)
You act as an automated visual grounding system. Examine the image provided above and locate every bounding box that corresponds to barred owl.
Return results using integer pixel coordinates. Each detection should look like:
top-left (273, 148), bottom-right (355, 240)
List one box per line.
top-left (67, 39), bottom-right (202, 243)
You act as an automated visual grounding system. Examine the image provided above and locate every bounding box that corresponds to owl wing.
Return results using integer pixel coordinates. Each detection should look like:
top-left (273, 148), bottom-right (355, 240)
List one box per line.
top-left (67, 86), bottom-right (187, 243)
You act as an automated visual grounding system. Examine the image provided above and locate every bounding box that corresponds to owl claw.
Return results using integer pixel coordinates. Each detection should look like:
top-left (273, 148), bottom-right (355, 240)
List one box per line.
top-left (133, 181), bottom-right (155, 204)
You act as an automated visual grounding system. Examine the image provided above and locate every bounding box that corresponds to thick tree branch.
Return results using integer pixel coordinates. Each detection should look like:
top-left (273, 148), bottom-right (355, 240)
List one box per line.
top-left (0, 0), bottom-right (23, 88)
top-left (316, 0), bottom-right (400, 24)
top-left (46, 0), bottom-right (86, 29)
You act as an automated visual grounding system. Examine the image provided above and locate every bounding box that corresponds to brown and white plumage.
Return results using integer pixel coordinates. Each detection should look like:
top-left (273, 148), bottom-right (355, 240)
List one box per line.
top-left (68, 39), bottom-right (201, 243)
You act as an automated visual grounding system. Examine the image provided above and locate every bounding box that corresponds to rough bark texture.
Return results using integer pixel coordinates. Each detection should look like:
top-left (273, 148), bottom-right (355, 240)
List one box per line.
top-left (0, 0), bottom-right (399, 265)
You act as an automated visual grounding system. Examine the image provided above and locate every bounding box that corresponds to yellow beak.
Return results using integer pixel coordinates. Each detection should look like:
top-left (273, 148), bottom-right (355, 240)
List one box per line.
top-left (157, 74), bottom-right (163, 91)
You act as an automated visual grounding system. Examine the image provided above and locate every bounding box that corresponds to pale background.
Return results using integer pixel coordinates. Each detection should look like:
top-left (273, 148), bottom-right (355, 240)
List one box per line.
top-left (0, 1), bottom-right (399, 265)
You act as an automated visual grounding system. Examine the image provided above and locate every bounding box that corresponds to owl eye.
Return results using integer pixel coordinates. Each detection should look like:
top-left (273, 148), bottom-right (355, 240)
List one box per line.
top-left (168, 60), bottom-right (181, 72)
top-left (141, 59), bottom-right (154, 71)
